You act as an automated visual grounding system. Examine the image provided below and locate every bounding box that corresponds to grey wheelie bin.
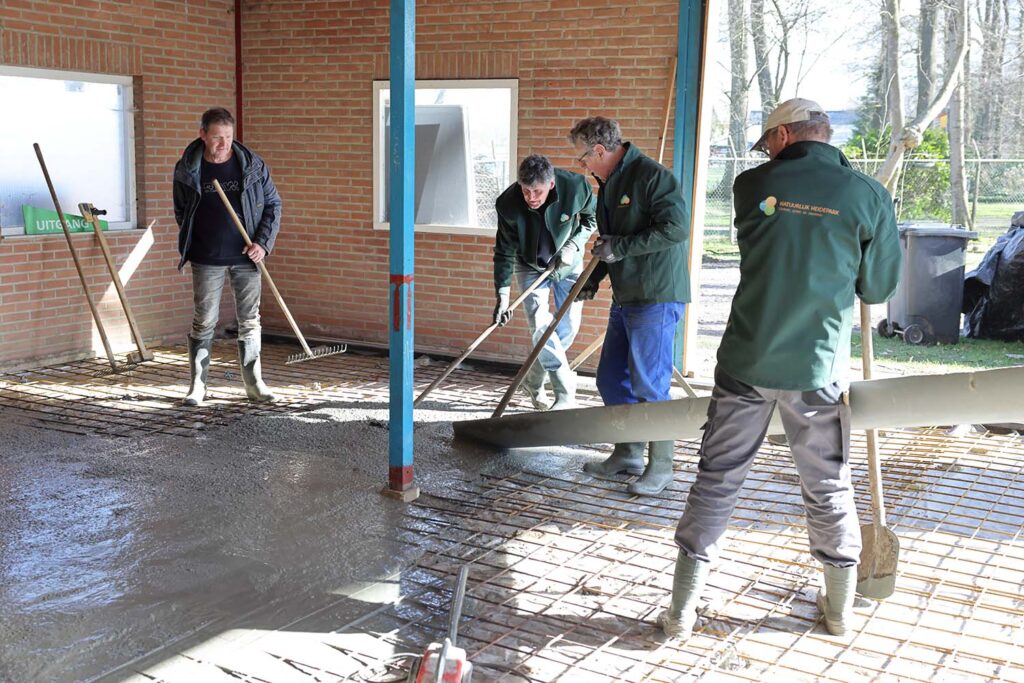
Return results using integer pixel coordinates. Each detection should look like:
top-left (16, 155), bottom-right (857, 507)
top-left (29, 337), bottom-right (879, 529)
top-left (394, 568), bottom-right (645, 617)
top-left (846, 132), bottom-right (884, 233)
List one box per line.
top-left (878, 223), bottom-right (977, 345)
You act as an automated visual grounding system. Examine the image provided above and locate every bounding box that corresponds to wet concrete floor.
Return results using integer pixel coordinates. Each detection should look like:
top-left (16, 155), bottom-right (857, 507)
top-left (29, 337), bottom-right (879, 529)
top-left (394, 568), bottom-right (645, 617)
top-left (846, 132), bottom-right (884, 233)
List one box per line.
top-left (0, 401), bottom-right (571, 682)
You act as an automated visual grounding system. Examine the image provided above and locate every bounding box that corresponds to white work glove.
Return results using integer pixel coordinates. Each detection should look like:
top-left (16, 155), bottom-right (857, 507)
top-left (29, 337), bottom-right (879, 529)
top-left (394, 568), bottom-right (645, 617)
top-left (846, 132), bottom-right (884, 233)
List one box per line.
top-left (551, 242), bottom-right (579, 269)
top-left (493, 287), bottom-right (513, 326)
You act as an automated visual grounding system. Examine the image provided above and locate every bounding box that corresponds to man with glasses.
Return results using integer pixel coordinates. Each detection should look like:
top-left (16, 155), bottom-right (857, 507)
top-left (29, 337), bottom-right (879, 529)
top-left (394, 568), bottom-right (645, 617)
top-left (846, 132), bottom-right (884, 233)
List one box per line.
top-left (658, 98), bottom-right (901, 640)
top-left (493, 154), bottom-right (597, 410)
top-left (568, 116), bottom-right (691, 496)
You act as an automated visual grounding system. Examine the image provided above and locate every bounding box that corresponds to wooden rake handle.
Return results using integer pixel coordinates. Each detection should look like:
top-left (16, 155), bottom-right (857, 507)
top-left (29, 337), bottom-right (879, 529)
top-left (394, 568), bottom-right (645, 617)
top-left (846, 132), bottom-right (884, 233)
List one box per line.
top-left (492, 257), bottom-right (601, 418)
top-left (413, 261), bottom-right (560, 407)
top-left (211, 179), bottom-right (313, 358)
top-left (861, 300), bottom-right (887, 528)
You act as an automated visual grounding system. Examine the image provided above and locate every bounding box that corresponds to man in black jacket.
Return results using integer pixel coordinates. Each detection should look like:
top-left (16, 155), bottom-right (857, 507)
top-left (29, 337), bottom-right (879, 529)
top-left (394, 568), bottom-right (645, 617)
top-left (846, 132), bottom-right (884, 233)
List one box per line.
top-left (173, 107), bottom-right (282, 406)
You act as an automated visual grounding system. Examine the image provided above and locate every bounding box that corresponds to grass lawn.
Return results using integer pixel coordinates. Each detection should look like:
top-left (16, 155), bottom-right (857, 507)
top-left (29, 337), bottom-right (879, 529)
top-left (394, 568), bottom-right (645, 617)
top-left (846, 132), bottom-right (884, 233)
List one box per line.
top-left (702, 229), bottom-right (740, 260)
top-left (853, 330), bottom-right (1024, 375)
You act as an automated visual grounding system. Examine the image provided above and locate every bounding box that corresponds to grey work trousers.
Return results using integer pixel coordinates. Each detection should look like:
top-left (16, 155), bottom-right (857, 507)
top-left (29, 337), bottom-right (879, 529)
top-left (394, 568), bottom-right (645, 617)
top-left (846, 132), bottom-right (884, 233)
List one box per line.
top-left (190, 263), bottom-right (262, 342)
top-left (674, 367), bottom-right (861, 568)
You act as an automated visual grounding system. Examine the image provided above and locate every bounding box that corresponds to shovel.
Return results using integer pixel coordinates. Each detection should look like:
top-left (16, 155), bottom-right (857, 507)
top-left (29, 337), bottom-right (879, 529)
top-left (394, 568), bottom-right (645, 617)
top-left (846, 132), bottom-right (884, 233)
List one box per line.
top-left (413, 261), bottom-right (559, 407)
top-left (857, 300), bottom-right (900, 599)
top-left (492, 257), bottom-right (601, 418)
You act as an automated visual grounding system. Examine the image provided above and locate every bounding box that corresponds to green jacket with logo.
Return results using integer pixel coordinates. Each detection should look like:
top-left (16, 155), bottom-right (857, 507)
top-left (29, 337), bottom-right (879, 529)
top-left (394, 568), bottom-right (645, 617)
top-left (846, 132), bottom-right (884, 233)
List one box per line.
top-left (493, 168), bottom-right (597, 293)
top-left (717, 141), bottom-right (902, 391)
top-left (589, 143), bottom-right (691, 305)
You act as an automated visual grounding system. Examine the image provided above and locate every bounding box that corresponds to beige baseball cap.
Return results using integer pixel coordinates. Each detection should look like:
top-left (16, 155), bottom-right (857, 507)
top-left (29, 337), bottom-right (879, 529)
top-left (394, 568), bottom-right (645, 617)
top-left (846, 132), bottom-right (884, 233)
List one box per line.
top-left (752, 97), bottom-right (829, 153)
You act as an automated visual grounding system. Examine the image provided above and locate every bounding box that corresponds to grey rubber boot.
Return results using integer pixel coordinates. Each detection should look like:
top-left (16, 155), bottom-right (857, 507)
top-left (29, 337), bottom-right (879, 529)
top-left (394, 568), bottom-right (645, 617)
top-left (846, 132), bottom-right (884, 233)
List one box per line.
top-left (522, 362), bottom-right (549, 410)
top-left (628, 440), bottom-right (676, 496)
top-left (237, 337), bottom-right (276, 403)
top-left (548, 364), bottom-right (577, 410)
top-left (658, 550), bottom-right (710, 638)
top-left (183, 336), bottom-right (212, 407)
top-left (583, 442), bottom-right (646, 476)
top-left (816, 565), bottom-right (857, 636)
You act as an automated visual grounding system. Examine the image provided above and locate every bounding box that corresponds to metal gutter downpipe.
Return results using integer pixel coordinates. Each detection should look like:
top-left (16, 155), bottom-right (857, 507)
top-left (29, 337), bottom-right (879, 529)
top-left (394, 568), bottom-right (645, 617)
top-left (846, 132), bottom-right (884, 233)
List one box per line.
top-left (452, 367), bottom-right (1024, 449)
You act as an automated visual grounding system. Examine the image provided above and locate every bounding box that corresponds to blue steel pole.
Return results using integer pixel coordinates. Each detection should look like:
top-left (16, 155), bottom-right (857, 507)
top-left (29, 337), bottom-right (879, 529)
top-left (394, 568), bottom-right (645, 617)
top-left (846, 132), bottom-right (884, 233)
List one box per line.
top-left (388, 0), bottom-right (416, 498)
top-left (672, 0), bottom-right (705, 373)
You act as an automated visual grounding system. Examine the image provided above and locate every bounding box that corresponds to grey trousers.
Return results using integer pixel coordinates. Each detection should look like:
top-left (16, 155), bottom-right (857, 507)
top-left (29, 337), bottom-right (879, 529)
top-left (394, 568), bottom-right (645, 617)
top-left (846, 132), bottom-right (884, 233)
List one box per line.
top-left (190, 263), bottom-right (262, 342)
top-left (674, 367), bottom-right (861, 568)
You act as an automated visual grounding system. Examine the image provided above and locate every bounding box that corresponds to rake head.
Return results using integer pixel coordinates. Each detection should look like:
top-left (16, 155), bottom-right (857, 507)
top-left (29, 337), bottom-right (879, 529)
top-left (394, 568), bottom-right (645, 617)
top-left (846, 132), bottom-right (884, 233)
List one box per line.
top-left (286, 344), bottom-right (348, 365)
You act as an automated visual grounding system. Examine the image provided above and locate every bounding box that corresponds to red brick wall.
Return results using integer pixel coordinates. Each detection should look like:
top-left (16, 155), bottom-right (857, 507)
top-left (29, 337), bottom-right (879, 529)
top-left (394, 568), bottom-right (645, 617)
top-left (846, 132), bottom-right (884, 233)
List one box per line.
top-left (0, 0), bottom-right (237, 369)
top-left (0, 0), bottom-right (681, 370)
top-left (241, 0), bottom-right (680, 368)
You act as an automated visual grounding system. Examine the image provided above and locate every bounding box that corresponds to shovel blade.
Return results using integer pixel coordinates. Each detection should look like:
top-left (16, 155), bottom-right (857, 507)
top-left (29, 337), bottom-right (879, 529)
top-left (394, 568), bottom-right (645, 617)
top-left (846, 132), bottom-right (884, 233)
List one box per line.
top-left (857, 522), bottom-right (900, 600)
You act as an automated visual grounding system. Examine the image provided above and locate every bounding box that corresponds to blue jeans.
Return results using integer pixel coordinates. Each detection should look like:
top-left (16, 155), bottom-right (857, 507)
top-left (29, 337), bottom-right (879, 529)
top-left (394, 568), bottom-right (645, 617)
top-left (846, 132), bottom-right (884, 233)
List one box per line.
top-left (514, 262), bottom-right (583, 373)
top-left (190, 263), bottom-right (262, 342)
top-left (597, 302), bottom-right (685, 405)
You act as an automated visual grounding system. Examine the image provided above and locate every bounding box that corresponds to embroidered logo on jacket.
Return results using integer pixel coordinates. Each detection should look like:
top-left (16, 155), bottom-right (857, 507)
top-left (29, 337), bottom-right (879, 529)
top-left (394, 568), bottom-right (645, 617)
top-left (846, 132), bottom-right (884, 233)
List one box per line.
top-left (618, 195), bottom-right (631, 206)
top-left (560, 213), bottom-right (570, 222)
top-left (759, 196), bottom-right (777, 216)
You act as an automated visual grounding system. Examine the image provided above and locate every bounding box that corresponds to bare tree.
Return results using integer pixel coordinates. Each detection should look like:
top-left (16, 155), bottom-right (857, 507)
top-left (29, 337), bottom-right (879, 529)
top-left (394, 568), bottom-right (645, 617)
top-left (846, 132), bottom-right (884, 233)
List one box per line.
top-left (751, 0), bottom-right (777, 116)
top-left (974, 0), bottom-right (1011, 156)
top-left (917, 0), bottom-right (940, 117)
top-left (875, 0), bottom-right (969, 192)
top-left (947, 2), bottom-right (972, 227)
top-left (727, 0), bottom-right (750, 158)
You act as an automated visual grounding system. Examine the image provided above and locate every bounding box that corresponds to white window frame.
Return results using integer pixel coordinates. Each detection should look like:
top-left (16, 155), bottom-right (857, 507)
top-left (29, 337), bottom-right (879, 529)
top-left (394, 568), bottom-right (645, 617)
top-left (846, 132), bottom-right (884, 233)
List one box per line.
top-left (371, 78), bottom-right (518, 237)
top-left (0, 65), bottom-right (137, 237)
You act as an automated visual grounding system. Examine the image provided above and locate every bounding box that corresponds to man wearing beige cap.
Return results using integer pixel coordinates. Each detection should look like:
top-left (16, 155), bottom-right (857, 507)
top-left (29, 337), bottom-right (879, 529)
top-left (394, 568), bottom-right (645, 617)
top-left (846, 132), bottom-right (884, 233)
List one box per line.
top-left (657, 98), bottom-right (901, 640)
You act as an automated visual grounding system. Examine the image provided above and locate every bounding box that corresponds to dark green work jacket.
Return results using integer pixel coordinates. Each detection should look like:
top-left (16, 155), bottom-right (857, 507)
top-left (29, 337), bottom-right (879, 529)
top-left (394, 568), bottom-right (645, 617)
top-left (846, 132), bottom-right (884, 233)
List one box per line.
top-left (493, 168), bottom-right (597, 292)
top-left (717, 141), bottom-right (902, 390)
top-left (590, 143), bottom-right (691, 305)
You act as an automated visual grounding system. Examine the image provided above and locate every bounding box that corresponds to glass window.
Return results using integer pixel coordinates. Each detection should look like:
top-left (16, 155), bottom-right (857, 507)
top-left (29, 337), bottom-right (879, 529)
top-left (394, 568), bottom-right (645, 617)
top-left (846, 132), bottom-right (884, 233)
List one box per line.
top-left (373, 79), bottom-right (517, 235)
top-left (0, 66), bottom-right (136, 236)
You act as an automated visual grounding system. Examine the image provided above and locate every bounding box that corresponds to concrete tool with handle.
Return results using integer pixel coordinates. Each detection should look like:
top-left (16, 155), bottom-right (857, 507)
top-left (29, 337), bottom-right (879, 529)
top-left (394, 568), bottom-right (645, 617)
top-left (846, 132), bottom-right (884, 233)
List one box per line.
top-left (407, 565), bottom-right (473, 683)
top-left (492, 257), bottom-right (601, 418)
top-left (857, 300), bottom-right (900, 599)
top-left (211, 179), bottom-right (346, 364)
top-left (33, 143), bottom-right (119, 372)
top-left (413, 261), bottom-right (559, 407)
top-left (78, 203), bottom-right (155, 365)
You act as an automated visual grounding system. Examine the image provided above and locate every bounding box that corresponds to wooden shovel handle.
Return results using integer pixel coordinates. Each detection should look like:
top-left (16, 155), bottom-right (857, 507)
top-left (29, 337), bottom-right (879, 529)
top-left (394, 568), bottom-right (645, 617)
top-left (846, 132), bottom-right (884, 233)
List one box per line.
top-left (861, 300), bottom-right (886, 528)
top-left (492, 257), bottom-right (601, 418)
top-left (414, 261), bottom-right (559, 407)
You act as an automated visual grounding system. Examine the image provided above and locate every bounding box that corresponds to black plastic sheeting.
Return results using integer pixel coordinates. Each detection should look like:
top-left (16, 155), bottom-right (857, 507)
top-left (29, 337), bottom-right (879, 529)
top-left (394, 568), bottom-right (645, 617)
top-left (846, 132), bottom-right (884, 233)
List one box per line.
top-left (962, 225), bottom-right (1024, 340)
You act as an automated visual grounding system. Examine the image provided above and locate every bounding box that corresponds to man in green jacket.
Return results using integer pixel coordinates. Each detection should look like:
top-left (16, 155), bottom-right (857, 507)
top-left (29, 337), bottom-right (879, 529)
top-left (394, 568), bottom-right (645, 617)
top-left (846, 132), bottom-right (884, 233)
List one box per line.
top-left (660, 99), bottom-right (901, 640)
top-left (568, 116), bottom-right (691, 496)
top-left (494, 154), bottom-right (597, 410)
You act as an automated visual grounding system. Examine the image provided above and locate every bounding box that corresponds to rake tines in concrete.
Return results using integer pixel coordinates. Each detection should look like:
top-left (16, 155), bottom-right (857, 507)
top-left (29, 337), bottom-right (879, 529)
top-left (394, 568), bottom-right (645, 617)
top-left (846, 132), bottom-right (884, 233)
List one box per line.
top-left (286, 343), bottom-right (347, 365)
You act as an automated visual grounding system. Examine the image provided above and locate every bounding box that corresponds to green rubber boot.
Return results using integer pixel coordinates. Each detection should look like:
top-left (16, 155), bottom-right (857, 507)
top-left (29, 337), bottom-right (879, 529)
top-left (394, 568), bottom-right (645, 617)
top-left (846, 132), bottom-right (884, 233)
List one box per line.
top-left (182, 336), bottom-right (212, 407)
top-left (237, 337), bottom-right (277, 403)
top-left (816, 564), bottom-right (856, 636)
top-left (583, 442), bottom-right (645, 476)
top-left (658, 550), bottom-right (710, 638)
top-left (628, 440), bottom-right (675, 496)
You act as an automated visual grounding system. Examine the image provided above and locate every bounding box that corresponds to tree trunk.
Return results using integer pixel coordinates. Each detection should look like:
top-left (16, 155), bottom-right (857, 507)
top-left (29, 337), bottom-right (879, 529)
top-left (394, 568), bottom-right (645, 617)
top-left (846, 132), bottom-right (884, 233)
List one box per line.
top-left (713, 0), bottom-right (750, 197)
top-left (728, 0), bottom-right (750, 156)
top-left (947, 3), bottom-right (971, 228)
top-left (916, 0), bottom-right (938, 118)
top-left (751, 0), bottom-right (776, 116)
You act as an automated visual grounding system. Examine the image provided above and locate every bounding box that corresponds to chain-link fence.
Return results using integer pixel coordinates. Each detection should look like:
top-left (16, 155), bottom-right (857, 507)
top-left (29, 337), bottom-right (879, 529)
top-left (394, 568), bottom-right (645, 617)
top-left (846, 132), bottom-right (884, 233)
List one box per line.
top-left (706, 157), bottom-right (1024, 233)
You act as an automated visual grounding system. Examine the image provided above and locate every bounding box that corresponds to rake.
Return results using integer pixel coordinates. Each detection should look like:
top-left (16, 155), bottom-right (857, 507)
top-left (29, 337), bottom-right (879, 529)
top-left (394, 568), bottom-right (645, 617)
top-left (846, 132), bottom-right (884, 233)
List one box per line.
top-left (211, 179), bottom-right (347, 365)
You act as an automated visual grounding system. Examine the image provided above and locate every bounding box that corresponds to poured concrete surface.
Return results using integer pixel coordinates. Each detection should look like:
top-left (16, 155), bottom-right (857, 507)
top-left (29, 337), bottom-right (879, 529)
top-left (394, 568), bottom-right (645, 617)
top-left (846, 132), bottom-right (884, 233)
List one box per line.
top-left (0, 399), bottom-right (590, 682)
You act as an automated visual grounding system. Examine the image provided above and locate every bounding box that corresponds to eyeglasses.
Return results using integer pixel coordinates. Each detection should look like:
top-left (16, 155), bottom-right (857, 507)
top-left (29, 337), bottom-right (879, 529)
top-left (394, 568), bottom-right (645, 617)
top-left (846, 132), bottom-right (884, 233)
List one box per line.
top-left (576, 148), bottom-right (593, 164)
